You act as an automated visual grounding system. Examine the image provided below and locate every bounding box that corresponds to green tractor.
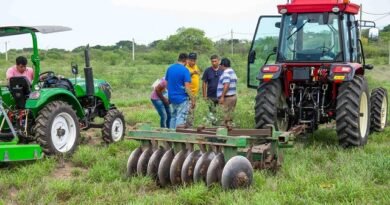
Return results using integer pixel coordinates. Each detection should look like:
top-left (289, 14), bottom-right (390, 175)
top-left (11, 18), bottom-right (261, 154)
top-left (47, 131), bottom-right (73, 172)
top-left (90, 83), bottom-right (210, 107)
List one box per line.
top-left (0, 26), bottom-right (125, 162)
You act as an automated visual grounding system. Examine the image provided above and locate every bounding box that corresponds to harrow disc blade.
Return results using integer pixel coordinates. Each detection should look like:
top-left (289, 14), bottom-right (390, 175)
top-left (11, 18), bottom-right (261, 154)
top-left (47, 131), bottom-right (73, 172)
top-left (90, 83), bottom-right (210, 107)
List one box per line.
top-left (181, 150), bottom-right (202, 185)
top-left (221, 156), bottom-right (253, 190)
top-left (136, 147), bottom-right (153, 176)
top-left (126, 147), bottom-right (142, 177)
top-left (157, 148), bottom-right (174, 187)
top-left (147, 147), bottom-right (165, 179)
top-left (169, 150), bottom-right (188, 185)
top-left (206, 153), bottom-right (225, 187)
top-left (193, 151), bottom-right (215, 183)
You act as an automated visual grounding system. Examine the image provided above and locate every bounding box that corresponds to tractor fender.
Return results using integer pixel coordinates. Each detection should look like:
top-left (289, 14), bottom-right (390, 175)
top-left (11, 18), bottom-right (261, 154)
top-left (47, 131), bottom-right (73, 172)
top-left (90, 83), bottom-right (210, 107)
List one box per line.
top-left (25, 88), bottom-right (85, 118)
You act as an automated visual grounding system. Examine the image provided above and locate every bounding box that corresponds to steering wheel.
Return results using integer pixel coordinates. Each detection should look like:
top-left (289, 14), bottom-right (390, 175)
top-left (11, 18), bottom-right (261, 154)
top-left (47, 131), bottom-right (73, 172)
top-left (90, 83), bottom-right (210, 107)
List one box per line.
top-left (39, 71), bottom-right (56, 82)
top-left (315, 46), bottom-right (331, 53)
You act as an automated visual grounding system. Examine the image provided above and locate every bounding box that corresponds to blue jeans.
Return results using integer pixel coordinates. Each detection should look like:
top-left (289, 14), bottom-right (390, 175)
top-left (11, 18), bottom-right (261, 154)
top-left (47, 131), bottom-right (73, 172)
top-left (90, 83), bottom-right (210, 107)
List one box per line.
top-left (170, 100), bottom-right (189, 129)
top-left (151, 99), bottom-right (171, 128)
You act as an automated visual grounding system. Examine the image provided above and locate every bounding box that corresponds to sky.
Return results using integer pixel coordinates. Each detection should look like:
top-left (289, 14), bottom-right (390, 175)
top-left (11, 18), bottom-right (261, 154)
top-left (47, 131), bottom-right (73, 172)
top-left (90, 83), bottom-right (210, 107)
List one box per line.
top-left (0, 0), bottom-right (389, 51)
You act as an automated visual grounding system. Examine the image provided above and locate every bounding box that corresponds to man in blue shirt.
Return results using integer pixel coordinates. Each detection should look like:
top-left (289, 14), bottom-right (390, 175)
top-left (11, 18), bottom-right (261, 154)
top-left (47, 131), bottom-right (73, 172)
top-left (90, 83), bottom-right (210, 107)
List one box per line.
top-left (165, 53), bottom-right (195, 128)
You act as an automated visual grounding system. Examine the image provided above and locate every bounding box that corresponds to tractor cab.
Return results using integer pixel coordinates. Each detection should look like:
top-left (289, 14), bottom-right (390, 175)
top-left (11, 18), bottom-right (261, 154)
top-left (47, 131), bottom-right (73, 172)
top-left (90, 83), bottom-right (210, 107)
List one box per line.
top-left (248, 0), bottom-right (376, 88)
top-left (247, 0), bottom-right (388, 148)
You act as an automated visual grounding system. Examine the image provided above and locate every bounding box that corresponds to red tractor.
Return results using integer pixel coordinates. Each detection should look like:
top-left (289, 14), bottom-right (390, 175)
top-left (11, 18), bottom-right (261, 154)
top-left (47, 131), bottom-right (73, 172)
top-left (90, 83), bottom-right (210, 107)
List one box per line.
top-left (248, 0), bottom-right (388, 147)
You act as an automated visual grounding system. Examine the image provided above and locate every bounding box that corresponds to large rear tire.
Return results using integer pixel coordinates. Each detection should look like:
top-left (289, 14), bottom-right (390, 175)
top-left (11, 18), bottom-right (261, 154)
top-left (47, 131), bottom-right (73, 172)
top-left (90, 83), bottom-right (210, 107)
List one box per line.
top-left (254, 79), bottom-right (289, 131)
top-left (336, 76), bottom-right (370, 148)
top-left (33, 101), bottom-right (80, 155)
top-left (370, 87), bottom-right (388, 132)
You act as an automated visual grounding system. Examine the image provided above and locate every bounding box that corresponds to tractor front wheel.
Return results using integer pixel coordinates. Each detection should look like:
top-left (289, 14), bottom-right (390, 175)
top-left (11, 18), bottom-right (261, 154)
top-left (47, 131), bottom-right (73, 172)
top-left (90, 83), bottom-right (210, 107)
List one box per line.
top-left (370, 87), bottom-right (388, 132)
top-left (102, 109), bottom-right (125, 143)
top-left (336, 76), bottom-right (370, 148)
top-left (33, 101), bottom-right (80, 155)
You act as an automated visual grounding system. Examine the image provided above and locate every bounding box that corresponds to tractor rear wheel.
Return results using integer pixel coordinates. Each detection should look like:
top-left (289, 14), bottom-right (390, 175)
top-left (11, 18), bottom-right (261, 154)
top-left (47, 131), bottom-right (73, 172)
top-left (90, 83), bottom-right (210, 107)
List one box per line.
top-left (102, 109), bottom-right (125, 143)
top-left (33, 101), bottom-right (80, 155)
top-left (370, 87), bottom-right (388, 132)
top-left (255, 79), bottom-right (289, 131)
top-left (336, 76), bottom-right (370, 147)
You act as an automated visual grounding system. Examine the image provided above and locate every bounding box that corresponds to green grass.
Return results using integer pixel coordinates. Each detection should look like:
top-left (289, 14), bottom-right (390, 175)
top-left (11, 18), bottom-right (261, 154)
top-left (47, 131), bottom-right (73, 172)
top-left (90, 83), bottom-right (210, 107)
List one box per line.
top-left (0, 55), bottom-right (389, 204)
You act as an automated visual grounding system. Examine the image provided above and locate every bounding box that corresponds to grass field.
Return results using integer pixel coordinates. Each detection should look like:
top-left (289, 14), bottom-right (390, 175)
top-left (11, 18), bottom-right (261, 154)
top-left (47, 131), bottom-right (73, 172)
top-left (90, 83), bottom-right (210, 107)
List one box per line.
top-left (0, 56), bottom-right (389, 204)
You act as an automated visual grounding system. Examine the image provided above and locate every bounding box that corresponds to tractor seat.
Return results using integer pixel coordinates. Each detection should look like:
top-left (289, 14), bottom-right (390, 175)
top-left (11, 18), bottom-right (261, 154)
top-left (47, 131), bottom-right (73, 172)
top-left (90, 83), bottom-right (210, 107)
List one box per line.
top-left (9, 76), bottom-right (31, 109)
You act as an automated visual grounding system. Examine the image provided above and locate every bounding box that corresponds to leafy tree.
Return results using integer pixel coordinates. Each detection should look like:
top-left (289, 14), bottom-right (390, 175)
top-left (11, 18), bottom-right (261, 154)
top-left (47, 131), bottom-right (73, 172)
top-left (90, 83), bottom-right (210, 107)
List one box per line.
top-left (215, 39), bottom-right (251, 56)
top-left (382, 24), bottom-right (390, 32)
top-left (115, 40), bottom-right (134, 50)
top-left (157, 27), bottom-right (213, 53)
top-left (148, 40), bottom-right (163, 49)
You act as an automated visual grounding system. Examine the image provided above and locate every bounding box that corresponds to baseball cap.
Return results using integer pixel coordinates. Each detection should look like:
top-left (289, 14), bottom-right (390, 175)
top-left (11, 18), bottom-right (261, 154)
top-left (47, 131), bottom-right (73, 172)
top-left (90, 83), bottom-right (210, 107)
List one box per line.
top-left (188, 52), bottom-right (197, 60)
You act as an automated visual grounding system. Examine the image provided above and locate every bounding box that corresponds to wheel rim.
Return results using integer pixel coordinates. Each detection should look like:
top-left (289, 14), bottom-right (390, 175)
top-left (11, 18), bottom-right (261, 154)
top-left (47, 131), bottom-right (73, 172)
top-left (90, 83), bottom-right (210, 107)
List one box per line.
top-left (51, 112), bottom-right (77, 153)
top-left (359, 92), bottom-right (369, 138)
top-left (276, 95), bottom-right (289, 131)
top-left (380, 96), bottom-right (388, 129)
top-left (111, 118), bottom-right (124, 142)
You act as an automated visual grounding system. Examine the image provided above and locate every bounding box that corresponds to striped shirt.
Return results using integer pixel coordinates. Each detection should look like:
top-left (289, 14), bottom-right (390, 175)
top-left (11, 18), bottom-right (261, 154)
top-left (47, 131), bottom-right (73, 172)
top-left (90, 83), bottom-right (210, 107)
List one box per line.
top-left (217, 68), bottom-right (237, 98)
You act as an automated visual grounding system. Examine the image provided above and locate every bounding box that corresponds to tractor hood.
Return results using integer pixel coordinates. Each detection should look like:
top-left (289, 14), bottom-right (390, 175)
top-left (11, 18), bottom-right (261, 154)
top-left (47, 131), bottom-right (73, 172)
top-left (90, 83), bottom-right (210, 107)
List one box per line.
top-left (0, 26), bottom-right (71, 37)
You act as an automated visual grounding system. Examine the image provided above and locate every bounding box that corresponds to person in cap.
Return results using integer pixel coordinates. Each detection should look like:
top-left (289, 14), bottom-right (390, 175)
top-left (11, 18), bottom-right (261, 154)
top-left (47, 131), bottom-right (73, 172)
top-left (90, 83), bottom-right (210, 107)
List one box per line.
top-left (217, 58), bottom-right (238, 126)
top-left (165, 53), bottom-right (195, 129)
top-left (202, 54), bottom-right (223, 125)
top-left (185, 52), bottom-right (201, 127)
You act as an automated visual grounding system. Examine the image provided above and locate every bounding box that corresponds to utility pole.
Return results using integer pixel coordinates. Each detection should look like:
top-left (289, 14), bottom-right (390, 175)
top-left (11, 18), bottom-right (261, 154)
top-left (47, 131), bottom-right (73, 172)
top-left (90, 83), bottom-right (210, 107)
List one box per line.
top-left (359, 4), bottom-right (362, 39)
top-left (388, 41), bottom-right (390, 65)
top-left (5, 41), bottom-right (8, 62)
top-left (231, 29), bottom-right (234, 57)
top-left (132, 38), bottom-right (135, 61)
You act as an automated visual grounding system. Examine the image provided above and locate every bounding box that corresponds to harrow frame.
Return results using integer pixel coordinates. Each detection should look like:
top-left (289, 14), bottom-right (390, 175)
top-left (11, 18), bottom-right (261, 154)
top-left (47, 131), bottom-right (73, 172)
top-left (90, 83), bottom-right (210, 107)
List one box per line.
top-left (126, 124), bottom-right (302, 189)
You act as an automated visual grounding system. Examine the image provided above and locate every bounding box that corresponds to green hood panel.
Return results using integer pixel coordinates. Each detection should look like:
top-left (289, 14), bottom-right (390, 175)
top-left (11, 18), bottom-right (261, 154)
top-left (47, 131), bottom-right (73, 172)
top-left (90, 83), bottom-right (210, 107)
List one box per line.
top-left (69, 78), bottom-right (111, 109)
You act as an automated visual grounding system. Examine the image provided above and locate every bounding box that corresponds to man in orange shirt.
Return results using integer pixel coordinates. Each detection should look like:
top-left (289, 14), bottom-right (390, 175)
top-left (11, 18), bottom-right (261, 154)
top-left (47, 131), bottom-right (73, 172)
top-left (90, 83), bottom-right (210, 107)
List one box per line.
top-left (6, 56), bottom-right (34, 83)
top-left (185, 52), bottom-right (200, 127)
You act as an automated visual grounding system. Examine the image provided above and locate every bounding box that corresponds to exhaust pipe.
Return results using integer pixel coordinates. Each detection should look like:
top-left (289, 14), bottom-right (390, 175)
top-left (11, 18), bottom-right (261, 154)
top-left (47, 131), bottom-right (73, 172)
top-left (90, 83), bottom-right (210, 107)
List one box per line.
top-left (84, 45), bottom-right (94, 97)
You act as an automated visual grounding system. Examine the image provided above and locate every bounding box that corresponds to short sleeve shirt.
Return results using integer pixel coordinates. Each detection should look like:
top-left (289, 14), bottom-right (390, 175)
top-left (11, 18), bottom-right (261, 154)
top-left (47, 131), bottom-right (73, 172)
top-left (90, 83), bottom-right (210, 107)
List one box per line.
top-left (202, 67), bottom-right (223, 98)
top-left (150, 78), bottom-right (167, 100)
top-left (186, 64), bottom-right (200, 96)
top-left (6, 66), bottom-right (34, 83)
top-left (217, 68), bottom-right (238, 98)
top-left (165, 63), bottom-right (191, 104)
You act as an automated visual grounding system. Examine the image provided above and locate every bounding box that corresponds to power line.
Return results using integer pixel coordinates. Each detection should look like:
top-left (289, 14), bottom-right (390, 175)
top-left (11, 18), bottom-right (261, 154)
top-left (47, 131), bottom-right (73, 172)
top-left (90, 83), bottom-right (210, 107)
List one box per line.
top-left (362, 11), bottom-right (390, 15)
top-left (233, 32), bottom-right (253, 36)
top-left (210, 32), bottom-right (230, 39)
top-left (374, 14), bottom-right (390, 21)
top-left (210, 31), bottom-right (253, 39)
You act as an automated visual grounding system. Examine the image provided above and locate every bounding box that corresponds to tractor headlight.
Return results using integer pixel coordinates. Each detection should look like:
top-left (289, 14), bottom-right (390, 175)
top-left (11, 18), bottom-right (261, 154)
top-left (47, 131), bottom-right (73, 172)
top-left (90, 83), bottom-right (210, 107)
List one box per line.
top-left (279, 8), bottom-right (287, 14)
top-left (29, 91), bottom-right (40, 99)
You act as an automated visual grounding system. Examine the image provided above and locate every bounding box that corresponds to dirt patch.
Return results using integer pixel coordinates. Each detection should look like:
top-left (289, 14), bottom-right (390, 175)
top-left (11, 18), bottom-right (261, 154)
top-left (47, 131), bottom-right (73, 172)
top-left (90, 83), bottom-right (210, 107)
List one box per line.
top-left (8, 186), bottom-right (19, 204)
top-left (52, 160), bottom-right (87, 180)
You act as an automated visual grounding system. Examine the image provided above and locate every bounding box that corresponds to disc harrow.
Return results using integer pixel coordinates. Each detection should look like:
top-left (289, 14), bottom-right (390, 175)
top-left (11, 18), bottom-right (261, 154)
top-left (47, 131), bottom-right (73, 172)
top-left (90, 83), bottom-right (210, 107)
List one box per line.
top-left (126, 124), bottom-right (300, 189)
